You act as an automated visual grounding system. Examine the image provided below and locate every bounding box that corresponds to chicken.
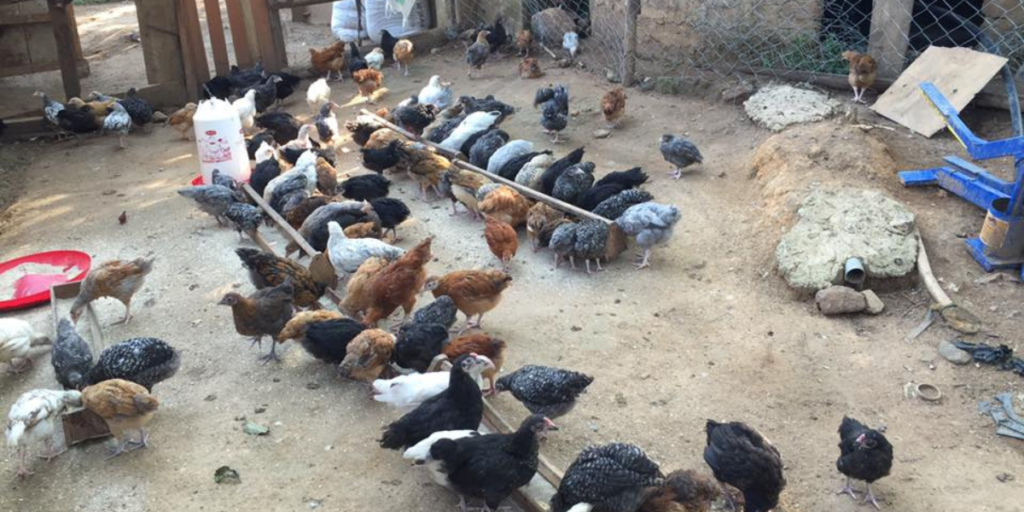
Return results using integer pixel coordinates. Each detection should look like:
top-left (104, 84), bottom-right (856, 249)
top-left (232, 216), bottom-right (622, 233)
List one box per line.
top-left (425, 270), bottom-right (512, 333)
top-left (392, 100), bottom-right (440, 137)
top-left (403, 430), bottom-right (479, 483)
top-left (704, 420), bottom-right (786, 512)
top-left (225, 203), bottom-right (265, 241)
top-left (315, 157), bottom-right (339, 194)
top-left (117, 87), bottom-right (154, 127)
top-left (87, 337), bottom-right (180, 391)
top-left (366, 47), bottom-right (386, 71)
top-left (278, 124), bottom-right (316, 165)
top-left (56, 106), bottom-right (100, 134)
top-left (485, 17), bottom-right (508, 51)
top-left (178, 184), bottom-right (241, 225)
top-left (441, 111), bottom-right (501, 153)
top-left (71, 257), bottom-right (155, 325)
top-left (299, 318), bottom-right (365, 364)
top-left (427, 414), bottom-right (558, 511)
top-left (639, 470), bottom-right (722, 512)
top-left (442, 334), bottom-right (506, 394)
top-left (563, 31), bottom-right (580, 59)
top-left (485, 217), bottom-right (518, 271)
top-left (341, 174), bottom-right (391, 201)
top-left (310, 41), bottom-right (347, 81)
top-left (519, 57), bottom-right (543, 79)
top-left (495, 364), bottom-right (592, 419)
top-left (540, 85), bottom-right (570, 143)
top-left (327, 221), bottom-right (405, 278)
top-left (339, 256), bottom-right (389, 319)
top-left (81, 379), bottom-right (158, 458)
top-left (617, 203), bottom-right (681, 269)
top-left (400, 142), bottom-right (450, 199)
top-left (394, 39), bottom-right (414, 75)
top-left (595, 167), bottom-right (649, 189)
top-left (459, 95), bottom-right (516, 120)
top-left (233, 89), bottom-right (258, 131)
top-left (51, 319), bottom-right (93, 390)
top-left (515, 153), bottom-right (555, 191)
top-left (203, 75), bottom-right (233, 100)
top-left (466, 30), bottom-right (491, 79)
top-left (516, 29), bottom-right (534, 56)
top-left (5, 389), bottom-right (82, 477)
top-left (842, 51), bottom-right (877, 104)
top-left (219, 279), bottom-right (295, 363)
top-left (411, 295), bottom-right (459, 330)
top-left (574, 219), bottom-right (610, 274)
top-left (362, 139), bottom-right (404, 174)
top-left (553, 162), bottom-right (596, 206)
top-left (445, 166), bottom-right (491, 219)
top-left (602, 87), bottom-right (627, 128)
top-left (284, 195), bottom-right (330, 230)
top-left (550, 221), bottom-right (579, 268)
top-left (353, 69), bottom-right (384, 104)
top-left (593, 188), bottom-right (654, 221)
top-left (228, 62), bottom-right (265, 91)
top-left (479, 185), bottom-right (531, 227)
top-left (379, 354), bottom-right (489, 449)
top-left (469, 129), bottom-right (510, 169)
top-left (278, 310), bottom-right (345, 341)
top-left (426, 114), bottom-right (466, 143)
top-left (551, 443), bottom-right (663, 512)
top-left (256, 110), bottom-right (300, 144)
top-left (270, 71), bottom-right (302, 106)
top-left (660, 134), bottom-right (703, 180)
top-left (168, 102), bottom-right (198, 140)
top-left (348, 41), bottom-right (368, 75)
top-left (314, 103), bottom-right (340, 145)
top-left (247, 132), bottom-right (276, 159)
top-left (390, 322), bottom-right (447, 374)
top-left (540, 146), bottom-right (585, 195)
top-left (418, 75), bottom-right (454, 110)
top-left (235, 248), bottom-right (327, 309)
top-left (365, 127), bottom-right (404, 150)
top-left (526, 202), bottom-right (565, 251)
top-left (836, 416), bottom-right (892, 510)
top-left (487, 140), bottom-right (533, 174)
top-left (337, 328), bottom-right (395, 381)
top-left (374, 371), bottom-right (451, 410)
top-left (102, 102), bottom-right (132, 149)
top-left (363, 237), bottom-right (433, 327)
top-left (33, 91), bottom-right (64, 131)
top-left (380, 29), bottom-right (400, 61)
top-left (371, 197), bottom-right (412, 241)
top-left (0, 319), bottom-right (49, 373)
top-left (288, 201), bottom-right (379, 255)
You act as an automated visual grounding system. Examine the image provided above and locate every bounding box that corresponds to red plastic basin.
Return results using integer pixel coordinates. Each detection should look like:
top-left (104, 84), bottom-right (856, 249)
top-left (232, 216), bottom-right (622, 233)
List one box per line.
top-left (0, 250), bottom-right (91, 311)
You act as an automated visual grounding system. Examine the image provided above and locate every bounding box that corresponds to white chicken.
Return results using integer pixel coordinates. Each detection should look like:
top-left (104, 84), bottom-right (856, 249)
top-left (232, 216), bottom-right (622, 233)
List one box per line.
top-left (403, 429), bottom-right (480, 486)
top-left (439, 111), bottom-right (501, 152)
top-left (263, 149), bottom-right (318, 201)
top-left (372, 356), bottom-right (491, 409)
top-left (232, 89), bottom-right (257, 131)
top-left (0, 318), bottom-right (50, 373)
top-left (418, 75), bottom-right (454, 110)
top-left (563, 31), bottom-right (579, 59)
top-left (255, 141), bottom-right (278, 163)
top-left (326, 221), bottom-right (405, 277)
top-left (306, 78), bottom-right (332, 113)
top-left (5, 389), bottom-right (82, 478)
top-left (366, 48), bottom-right (386, 71)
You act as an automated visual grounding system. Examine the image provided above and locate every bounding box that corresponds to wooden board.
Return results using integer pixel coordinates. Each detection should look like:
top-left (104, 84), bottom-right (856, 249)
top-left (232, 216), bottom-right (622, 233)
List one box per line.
top-left (871, 46), bottom-right (1008, 138)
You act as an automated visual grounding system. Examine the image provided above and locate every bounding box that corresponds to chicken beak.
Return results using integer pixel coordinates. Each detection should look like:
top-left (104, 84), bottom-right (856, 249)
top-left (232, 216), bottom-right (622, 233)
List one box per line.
top-left (545, 418), bottom-right (560, 431)
top-left (855, 433), bottom-right (867, 447)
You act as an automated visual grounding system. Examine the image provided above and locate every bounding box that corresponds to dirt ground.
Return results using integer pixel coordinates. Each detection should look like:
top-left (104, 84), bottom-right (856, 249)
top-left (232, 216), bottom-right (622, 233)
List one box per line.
top-left (1, 2), bottom-right (1024, 512)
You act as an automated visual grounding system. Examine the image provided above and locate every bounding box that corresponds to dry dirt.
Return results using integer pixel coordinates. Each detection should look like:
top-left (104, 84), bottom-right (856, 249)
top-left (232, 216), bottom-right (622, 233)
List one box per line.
top-left (1, 2), bottom-right (1024, 512)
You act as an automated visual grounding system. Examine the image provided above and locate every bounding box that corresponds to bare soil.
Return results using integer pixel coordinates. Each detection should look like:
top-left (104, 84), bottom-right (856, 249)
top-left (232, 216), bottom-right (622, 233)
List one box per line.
top-left (1, 2), bottom-right (1023, 512)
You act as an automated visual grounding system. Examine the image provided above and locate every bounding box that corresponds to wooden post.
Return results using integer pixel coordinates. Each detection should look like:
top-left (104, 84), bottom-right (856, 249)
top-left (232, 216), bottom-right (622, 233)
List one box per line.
top-left (266, 2), bottom-right (289, 69)
top-left (176, 0), bottom-right (211, 102)
top-left (250, 0), bottom-right (284, 71)
top-left (868, 0), bottom-right (915, 79)
top-left (46, 0), bottom-right (80, 100)
top-left (224, 0), bottom-right (255, 67)
top-left (204, 0), bottom-right (231, 76)
top-left (356, 0), bottom-right (364, 46)
top-left (622, 0), bottom-right (641, 86)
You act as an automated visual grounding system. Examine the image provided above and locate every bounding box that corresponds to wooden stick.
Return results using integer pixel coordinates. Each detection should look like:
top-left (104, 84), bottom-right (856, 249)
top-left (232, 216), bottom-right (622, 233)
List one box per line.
top-left (914, 229), bottom-right (952, 307)
top-left (538, 43), bottom-right (559, 60)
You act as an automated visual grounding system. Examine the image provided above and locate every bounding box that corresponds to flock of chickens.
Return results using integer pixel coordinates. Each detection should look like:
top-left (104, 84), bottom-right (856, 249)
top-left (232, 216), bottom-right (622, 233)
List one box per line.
top-left (4, 14), bottom-right (898, 512)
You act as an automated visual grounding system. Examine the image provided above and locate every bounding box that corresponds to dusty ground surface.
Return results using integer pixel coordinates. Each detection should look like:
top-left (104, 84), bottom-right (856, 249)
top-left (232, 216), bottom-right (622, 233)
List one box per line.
top-left (1, 2), bottom-right (1024, 512)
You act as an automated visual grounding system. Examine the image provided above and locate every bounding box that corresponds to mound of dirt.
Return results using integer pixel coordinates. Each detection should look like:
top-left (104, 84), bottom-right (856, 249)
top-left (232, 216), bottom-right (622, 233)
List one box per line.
top-left (744, 85), bottom-right (840, 131)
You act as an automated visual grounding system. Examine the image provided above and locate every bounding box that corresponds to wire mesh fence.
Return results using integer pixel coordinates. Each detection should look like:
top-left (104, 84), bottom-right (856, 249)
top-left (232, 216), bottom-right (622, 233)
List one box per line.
top-left (444, 0), bottom-right (1024, 86)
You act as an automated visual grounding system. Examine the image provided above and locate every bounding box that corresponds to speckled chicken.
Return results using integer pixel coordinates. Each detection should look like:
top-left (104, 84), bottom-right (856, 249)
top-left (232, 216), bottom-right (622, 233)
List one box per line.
top-left (102, 102), bottom-right (133, 149)
top-left (540, 146), bottom-right (585, 195)
top-left (593, 188), bottom-right (654, 221)
top-left (51, 319), bottom-right (93, 390)
top-left (574, 219), bottom-right (610, 274)
top-left (178, 184), bottom-right (241, 226)
top-left (87, 337), bottom-right (180, 391)
top-left (225, 203), bottom-right (266, 241)
top-left (71, 257), bottom-right (155, 325)
top-left (495, 364), bottom-right (592, 419)
top-left (553, 162), bottom-right (596, 206)
top-left (5, 389), bottom-right (82, 477)
top-left (117, 87), bottom-right (154, 127)
top-left (616, 203), bottom-right (680, 270)
top-left (836, 416), bottom-right (892, 510)
top-left (549, 221), bottom-right (579, 268)
top-left (220, 279), bottom-right (295, 363)
top-left (392, 99), bottom-right (439, 136)
top-left (235, 248), bottom-right (327, 308)
top-left (327, 221), bottom-right (405, 277)
top-left (704, 420), bottom-right (786, 512)
top-left (639, 470), bottom-right (722, 512)
top-left (82, 379), bottom-right (158, 458)
top-left (515, 153), bottom-right (555, 191)
top-left (660, 134), bottom-right (703, 180)
top-left (425, 270), bottom-right (513, 333)
top-left (551, 443), bottom-right (664, 512)
top-left (0, 319), bottom-right (49, 373)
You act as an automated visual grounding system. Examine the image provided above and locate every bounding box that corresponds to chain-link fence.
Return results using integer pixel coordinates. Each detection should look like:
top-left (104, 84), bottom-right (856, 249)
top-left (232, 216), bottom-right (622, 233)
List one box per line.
top-left (443, 0), bottom-right (1024, 86)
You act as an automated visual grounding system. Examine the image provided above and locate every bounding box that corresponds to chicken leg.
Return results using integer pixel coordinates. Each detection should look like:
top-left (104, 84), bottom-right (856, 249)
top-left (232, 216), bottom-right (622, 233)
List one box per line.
top-left (259, 339), bottom-right (281, 364)
top-left (862, 482), bottom-right (882, 510)
top-left (115, 299), bottom-right (134, 325)
top-left (250, 335), bottom-right (265, 349)
top-left (838, 477), bottom-right (859, 499)
top-left (668, 166), bottom-right (684, 180)
top-left (37, 437), bottom-right (64, 461)
top-left (635, 248), bottom-right (652, 270)
top-left (14, 448), bottom-right (33, 478)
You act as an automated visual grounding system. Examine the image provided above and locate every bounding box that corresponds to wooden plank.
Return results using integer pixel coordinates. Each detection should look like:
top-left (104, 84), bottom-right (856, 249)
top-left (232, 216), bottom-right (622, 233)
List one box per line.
top-left (867, 0), bottom-right (914, 79)
top-left (265, 0), bottom-right (289, 69)
top-left (224, 0), bottom-right (255, 67)
top-left (66, 3), bottom-right (84, 61)
top-left (0, 58), bottom-right (88, 79)
top-left (0, 116), bottom-right (49, 142)
top-left (46, 0), bottom-right (80, 99)
top-left (250, 0), bottom-right (283, 71)
top-left (135, 81), bottom-right (188, 109)
top-left (204, 0), bottom-right (231, 76)
top-left (0, 12), bottom-right (50, 24)
top-left (177, 0), bottom-right (211, 101)
top-left (871, 46), bottom-right (1008, 137)
top-left (136, 0), bottom-right (185, 86)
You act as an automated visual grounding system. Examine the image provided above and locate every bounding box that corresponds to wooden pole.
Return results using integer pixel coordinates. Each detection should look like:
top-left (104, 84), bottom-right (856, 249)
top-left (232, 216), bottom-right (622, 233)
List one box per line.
top-left (622, 0), bottom-right (641, 86)
top-left (47, 0), bottom-right (80, 100)
top-left (265, 1), bottom-right (289, 69)
top-left (225, 0), bottom-right (255, 67)
top-left (177, 0), bottom-right (211, 101)
top-left (868, 0), bottom-right (915, 79)
top-left (251, 0), bottom-right (284, 71)
top-left (204, 0), bottom-right (231, 76)
top-left (356, 0), bottom-right (364, 45)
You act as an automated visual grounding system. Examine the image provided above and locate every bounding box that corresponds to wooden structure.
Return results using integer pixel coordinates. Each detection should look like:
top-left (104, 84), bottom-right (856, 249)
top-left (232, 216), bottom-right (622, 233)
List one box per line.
top-left (0, 0), bottom-right (89, 92)
top-left (867, 0), bottom-right (916, 79)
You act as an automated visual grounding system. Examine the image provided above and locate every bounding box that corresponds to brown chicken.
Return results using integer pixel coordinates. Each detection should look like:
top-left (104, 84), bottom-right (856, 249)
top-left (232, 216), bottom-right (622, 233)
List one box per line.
top-left (344, 221), bottom-right (382, 239)
top-left (353, 69), bottom-right (383, 104)
top-left (479, 185), bottom-right (531, 227)
top-left (400, 142), bottom-right (450, 198)
top-left (284, 195), bottom-right (332, 229)
top-left (639, 470), bottom-right (722, 512)
top-left (235, 248), bottom-right (327, 309)
top-left (519, 57), bottom-right (543, 79)
top-left (442, 333), bottom-right (507, 393)
top-left (425, 269), bottom-right (512, 333)
top-left (168, 102), bottom-right (198, 140)
top-left (842, 51), bottom-right (877, 104)
top-left (602, 87), bottom-right (627, 128)
top-left (526, 202), bottom-right (565, 251)
top-left (365, 127), bottom-right (403, 150)
top-left (70, 257), bottom-right (155, 325)
top-left (219, 279), bottom-right (295, 363)
top-left (339, 256), bottom-right (389, 319)
top-left (337, 328), bottom-right (396, 381)
top-left (362, 237), bottom-right (433, 327)
top-left (484, 217), bottom-right (518, 271)
top-left (448, 167), bottom-right (492, 219)
top-left (81, 379), bottom-right (159, 458)
top-left (516, 29), bottom-right (534, 56)
top-left (393, 39), bottom-right (414, 76)
top-left (278, 310), bottom-right (343, 341)
top-left (315, 157), bottom-right (340, 194)
top-left (310, 41), bottom-right (347, 81)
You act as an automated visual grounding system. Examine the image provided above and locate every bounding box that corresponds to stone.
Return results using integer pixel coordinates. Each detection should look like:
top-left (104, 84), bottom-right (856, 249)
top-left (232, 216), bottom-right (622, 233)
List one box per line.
top-left (430, 48), bottom-right (441, 55)
top-left (815, 286), bottom-right (867, 315)
top-left (721, 82), bottom-right (755, 104)
top-left (243, 421), bottom-right (270, 436)
top-left (214, 466), bottom-right (241, 484)
top-left (744, 85), bottom-right (840, 131)
top-left (593, 129), bottom-right (611, 139)
top-left (938, 340), bottom-right (972, 365)
top-left (862, 290), bottom-right (885, 314)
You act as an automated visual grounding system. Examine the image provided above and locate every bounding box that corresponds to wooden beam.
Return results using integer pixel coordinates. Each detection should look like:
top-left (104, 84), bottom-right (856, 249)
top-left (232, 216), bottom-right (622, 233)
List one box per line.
top-left (0, 116), bottom-right (50, 143)
top-left (177, 0), bottom-right (211, 102)
top-left (46, 0), bottom-right (80, 100)
top-left (266, 1), bottom-right (289, 69)
top-left (268, 0), bottom-right (339, 9)
top-left (204, 0), bottom-right (231, 76)
top-left (622, 0), bottom-right (640, 86)
top-left (225, 0), bottom-right (255, 67)
top-left (250, 0), bottom-right (284, 71)
top-left (868, 0), bottom-right (915, 79)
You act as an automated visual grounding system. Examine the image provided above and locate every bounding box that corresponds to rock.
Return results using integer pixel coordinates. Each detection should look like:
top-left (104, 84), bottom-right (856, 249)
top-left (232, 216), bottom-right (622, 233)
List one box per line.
top-left (306, 382), bottom-right (321, 390)
top-left (862, 290), bottom-right (885, 314)
top-left (151, 111), bottom-right (168, 123)
top-left (938, 340), bottom-right (972, 365)
top-left (815, 286), bottom-right (867, 315)
top-left (243, 421), bottom-right (270, 436)
top-left (744, 85), bottom-right (840, 131)
top-left (430, 48), bottom-right (441, 55)
top-left (214, 466), bottom-right (241, 484)
top-left (531, 8), bottom-right (576, 46)
top-left (997, 472), bottom-right (1015, 483)
top-left (721, 82), bottom-right (755, 104)
top-left (593, 129), bottom-right (611, 139)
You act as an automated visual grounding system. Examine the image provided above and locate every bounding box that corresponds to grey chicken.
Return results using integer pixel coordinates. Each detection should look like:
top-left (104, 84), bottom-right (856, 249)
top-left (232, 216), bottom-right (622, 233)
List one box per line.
top-left (592, 188), bottom-right (654, 221)
top-left (552, 162), bottom-right (595, 206)
top-left (466, 30), bottom-right (491, 79)
top-left (486, 140), bottom-right (533, 174)
top-left (660, 134), bottom-right (703, 180)
top-left (102, 102), bottom-right (133, 149)
top-left (549, 221), bottom-right (579, 269)
top-left (495, 364), bottom-right (593, 419)
top-left (326, 221), bottom-right (405, 277)
top-left (87, 337), bottom-right (181, 392)
top-left (551, 443), bottom-right (664, 512)
top-left (177, 185), bottom-right (241, 226)
top-left (615, 203), bottom-right (681, 269)
top-left (211, 169), bottom-right (239, 191)
top-left (541, 101), bottom-right (568, 143)
top-left (574, 219), bottom-right (610, 274)
top-left (469, 129), bottom-right (509, 169)
top-left (247, 75), bottom-right (283, 113)
top-left (225, 203), bottom-right (266, 241)
top-left (51, 319), bottom-right (93, 390)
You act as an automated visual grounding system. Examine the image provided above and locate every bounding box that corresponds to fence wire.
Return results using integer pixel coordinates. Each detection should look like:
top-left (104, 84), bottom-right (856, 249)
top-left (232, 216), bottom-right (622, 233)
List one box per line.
top-left (445, 0), bottom-right (1024, 86)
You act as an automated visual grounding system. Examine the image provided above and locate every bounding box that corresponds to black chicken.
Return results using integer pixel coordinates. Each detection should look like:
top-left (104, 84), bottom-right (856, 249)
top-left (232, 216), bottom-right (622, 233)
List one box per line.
top-left (425, 114), bottom-right (466, 143)
top-left (87, 337), bottom-right (181, 392)
top-left (349, 42), bottom-right (368, 75)
top-left (256, 111), bottom-right (300, 144)
top-left (594, 167), bottom-right (648, 189)
top-left (250, 156), bottom-right (282, 197)
top-left (380, 29), bottom-right (399, 61)
top-left (411, 296), bottom-right (458, 330)
top-left (246, 131), bottom-right (276, 160)
top-left (486, 17), bottom-right (508, 52)
top-left (300, 318), bottom-right (365, 364)
top-left (379, 354), bottom-right (488, 450)
top-left (118, 87), bottom-right (154, 126)
top-left (459, 95), bottom-right (516, 122)
top-left (495, 365), bottom-right (593, 419)
top-left (51, 319), bottom-right (93, 390)
top-left (540, 146), bottom-right (585, 195)
top-left (269, 71), bottom-right (301, 105)
top-left (229, 63), bottom-right (266, 91)
top-left (341, 174), bottom-right (391, 201)
top-left (393, 322), bottom-right (449, 373)
top-left (391, 98), bottom-right (439, 136)
top-left (247, 75), bottom-right (283, 113)
top-left (551, 443), bottom-right (664, 512)
top-left (345, 116), bottom-right (385, 147)
top-left (459, 128), bottom-right (492, 156)
top-left (578, 183), bottom-right (629, 212)
top-left (361, 139), bottom-right (403, 174)
top-left (57, 107), bottom-right (99, 133)
top-left (370, 197), bottom-right (411, 241)
top-left (304, 205), bottom-right (377, 253)
top-left (836, 416), bottom-right (893, 510)
top-left (430, 414), bottom-right (558, 511)
top-left (468, 129), bottom-right (509, 169)
top-left (704, 420), bottom-right (786, 512)
top-left (203, 75), bottom-right (234, 100)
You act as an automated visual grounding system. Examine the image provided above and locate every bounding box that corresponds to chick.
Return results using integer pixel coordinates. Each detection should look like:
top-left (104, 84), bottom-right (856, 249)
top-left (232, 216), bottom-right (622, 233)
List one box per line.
top-left (468, 129), bottom-right (510, 169)
top-left (563, 31), bottom-right (579, 59)
top-left (552, 162), bottom-right (595, 206)
top-left (526, 202), bottom-right (565, 251)
top-left (394, 39), bottom-right (414, 76)
top-left (338, 328), bottom-right (396, 381)
top-left (88, 337), bottom-right (180, 391)
top-left (5, 389), bottom-right (82, 477)
top-left (0, 319), bottom-right (49, 373)
top-left (660, 134), bottom-right (703, 180)
top-left (366, 47), bottom-right (386, 71)
top-left (574, 219), bottom-right (610, 274)
top-left (168, 102), bottom-right (198, 140)
top-left (219, 279), bottom-right (295, 363)
top-left (82, 379), bottom-right (158, 458)
top-left (484, 217), bottom-right (518, 272)
top-left (177, 184), bottom-right (241, 226)
top-left (519, 57), bottom-right (543, 79)
top-left (601, 87), bottom-right (627, 129)
top-left (550, 221), bottom-right (579, 268)
top-left (225, 203), bottom-right (266, 241)
top-left (410, 295), bottom-right (459, 331)
top-left (495, 364), bottom-right (593, 419)
top-left (102, 102), bottom-right (132, 149)
top-left (639, 469), bottom-right (722, 512)
top-left (51, 319), bottom-right (93, 390)
top-left (71, 257), bottom-right (155, 325)
top-left (516, 29), bottom-right (534, 56)
top-left (515, 153), bottom-right (556, 191)
top-left (466, 30), bottom-right (491, 79)
top-left (842, 51), bottom-right (878, 104)
top-left (541, 101), bottom-right (568, 143)
top-left (479, 185), bottom-right (531, 227)
top-left (353, 69), bottom-right (384, 104)
top-left (616, 203), bottom-right (681, 269)
top-left (418, 75), bottom-right (453, 110)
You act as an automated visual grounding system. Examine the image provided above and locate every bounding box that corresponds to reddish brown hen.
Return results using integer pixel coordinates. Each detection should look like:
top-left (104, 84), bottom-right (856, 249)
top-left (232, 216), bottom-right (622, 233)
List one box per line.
top-left (442, 333), bottom-right (507, 394)
top-left (425, 269), bottom-right (512, 334)
top-left (484, 217), bottom-right (518, 271)
top-left (71, 257), bottom-right (155, 325)
top-left (362, 237), bottom-right (433, 327)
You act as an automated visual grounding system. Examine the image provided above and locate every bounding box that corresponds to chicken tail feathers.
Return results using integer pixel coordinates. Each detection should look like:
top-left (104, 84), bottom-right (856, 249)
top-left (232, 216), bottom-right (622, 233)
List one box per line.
top-left (379, 424), bottom-right (407, 450)
top-left (5, 421), bottom-right (25, 448)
